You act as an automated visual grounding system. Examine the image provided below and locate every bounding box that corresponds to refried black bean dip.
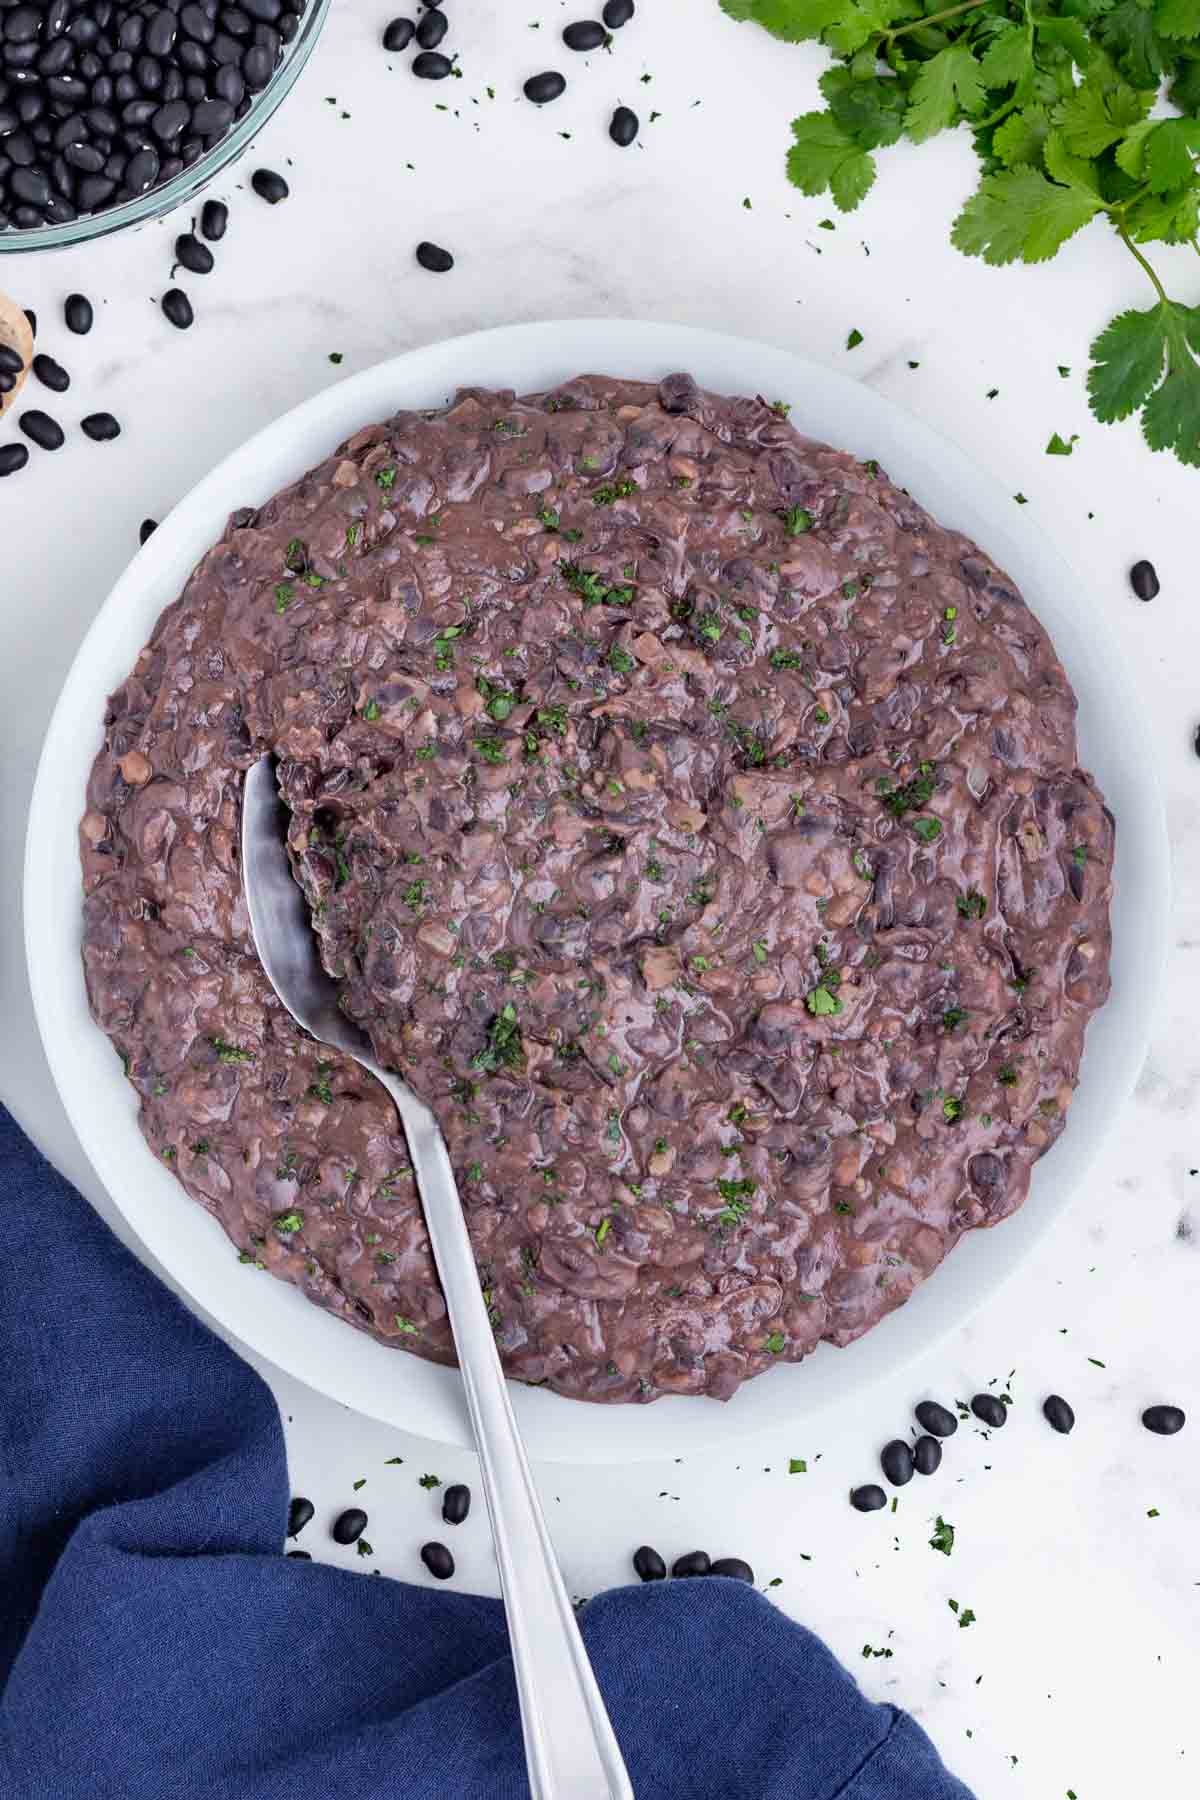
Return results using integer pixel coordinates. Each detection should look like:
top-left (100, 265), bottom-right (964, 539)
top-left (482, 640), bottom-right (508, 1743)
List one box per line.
top-left (80, 373), bottom-right (1114, 1403)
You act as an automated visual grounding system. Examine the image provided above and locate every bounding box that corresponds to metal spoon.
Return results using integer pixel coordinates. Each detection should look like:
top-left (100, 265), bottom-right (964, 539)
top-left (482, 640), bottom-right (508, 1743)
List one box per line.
top-left (241, 756), bottom-right (633, 1800)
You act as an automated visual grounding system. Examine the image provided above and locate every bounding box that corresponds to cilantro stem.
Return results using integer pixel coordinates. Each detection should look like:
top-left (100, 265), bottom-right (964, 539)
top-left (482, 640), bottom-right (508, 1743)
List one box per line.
top-left (882, 0), bottom-right (995, 45)
top-left (1117, 226), bottom-right (1169, 307)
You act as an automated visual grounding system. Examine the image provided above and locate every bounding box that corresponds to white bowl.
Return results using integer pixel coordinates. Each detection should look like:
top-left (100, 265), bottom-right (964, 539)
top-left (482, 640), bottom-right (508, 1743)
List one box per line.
top-left (24, 320), bottom-right (1169, 1463)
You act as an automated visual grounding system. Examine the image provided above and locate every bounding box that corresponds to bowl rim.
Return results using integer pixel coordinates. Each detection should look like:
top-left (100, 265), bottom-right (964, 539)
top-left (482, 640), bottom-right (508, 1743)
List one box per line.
top-left (23, 318), bottom-right (1170, 1463)
top-left (0, 0), bottom-right (331, 255)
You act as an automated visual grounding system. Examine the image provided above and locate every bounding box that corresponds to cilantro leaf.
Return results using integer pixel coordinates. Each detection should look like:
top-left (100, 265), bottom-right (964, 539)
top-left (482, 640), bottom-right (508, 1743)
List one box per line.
top-left (951, 168), bottom-right (1101, 265)
top-left (1125, 184), bottom-right (1200, 244)
top-left (1144, 118), bottom-right (1200, 194)
top-left (1053, 73), bottom-right (1152, 159)
top-left (1143, 302), bottom-right (1200, 463)
top-left (991, 107), bottom-right (1051, 169)
top-left (1100, 0), bottom-right (1168, 86)
top-left (979, 24), bottom-right (1034, 90)
top-left (721, 0), bottom-right (845, 37)
top-left (819, 65), bottom-right (907, 150)
top-left (787, 110), bottom-right (876, 210)
top-left (905, 46), bottom-right (985, 144)
top-left (1156, 0), bottom-right (1200, 36)
top-left (1046, 431), bottom-right (1079, 454)
top-left (1088, 301), bottom-right (1172, 421)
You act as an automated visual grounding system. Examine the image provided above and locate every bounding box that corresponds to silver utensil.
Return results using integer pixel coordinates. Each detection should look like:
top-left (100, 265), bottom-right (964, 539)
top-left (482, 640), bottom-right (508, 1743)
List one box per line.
top-left (241, 755), bottom-right (633, 1800)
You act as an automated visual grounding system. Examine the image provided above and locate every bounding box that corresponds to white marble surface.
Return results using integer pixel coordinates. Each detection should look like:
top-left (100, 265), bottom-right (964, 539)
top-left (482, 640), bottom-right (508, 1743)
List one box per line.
top-left (2, 4), bottom-right (1198, 1796)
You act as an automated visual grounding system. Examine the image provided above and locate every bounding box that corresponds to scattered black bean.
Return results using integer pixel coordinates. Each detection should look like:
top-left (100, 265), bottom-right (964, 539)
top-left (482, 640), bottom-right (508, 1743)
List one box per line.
top-left (0, 444), bottom-right (30, 477)
top-left (201, 198), bottom-right (229, 241)
top-left (1130, 559), bottom-right (1159, 602)
top-left (19, 408), bottom-right (64, 450)
top-left (880, 1438), bottom-right (915, 1485)
top-left (524, 70), bottom-right (567, 104)
top-left (285, 1549), bottom-right (312, 1560)
top-left (287, 1495), bottom-right (315, 1537)
top-left (250, 166), bottom-right (289, 204)
top-left (175, 231), bottom-right (214, 273)
top-left (383, 17), bottom-right (416, 51)
top-left (913, 1435), bottom-right (943, 1475)
top-left (709, 1557), bottom-right (755, 1584)
top-left (331, 1506), bottom-right (368, 1544)
top-left (671, 1550), bottom-right (711, 1578)
top-left (850, 1484), bottom-right (888, 1513)
top-left (140, 517), bottom-right (159, 544)
top-left (64, 292), bottom-right (93, 335)
top-left (30, 354), bottom-right (68, 393)
top-left (609, 105), bottom-right (638, 147)
top-left (81, 408), bottom-right (120, 439)
top-left (603, 0), bottom-right (635, 24)
top-left (421, 1540), bottom-right (455, 1580)
top-left (441, 1483), bottom-right (471, 1525)
top-left (564, 20), bottom-right (608, 51)
top-left (415, 8), bottom-right (448, 49)
top-left (412, 50), bottom-right (453, 78)
top-left (914, 1399), bottom-right (958, 1438)
top-left (0, 372), bottom-right (18, 395)
top-left (161, 288), bottom-right (194, 329)
top-left (0, 350), bottom-right (25, 382)
top-left (632, 1544), bottom-right (666, 1582)
top-left (1042, 1394), bottom-right (1075, 1435)
top-left (1142, 1404), bottom-right (1185, 1436)
top-left (24, 308), bottom-right (37, 337)
top-left (970, 1393), bottom-right (1008, 1428)
top-left (416, 239), bottom-right (453, 272)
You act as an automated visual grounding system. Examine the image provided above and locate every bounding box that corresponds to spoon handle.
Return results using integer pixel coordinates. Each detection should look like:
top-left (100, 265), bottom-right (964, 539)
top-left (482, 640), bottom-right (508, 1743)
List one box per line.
top-left (375, 1069), bottom-right (634, 1800)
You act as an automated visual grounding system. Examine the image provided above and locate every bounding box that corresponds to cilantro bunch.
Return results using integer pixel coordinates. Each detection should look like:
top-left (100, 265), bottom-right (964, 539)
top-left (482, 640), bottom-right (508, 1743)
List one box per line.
top-left (722, 0), bottom-right (1200, 465)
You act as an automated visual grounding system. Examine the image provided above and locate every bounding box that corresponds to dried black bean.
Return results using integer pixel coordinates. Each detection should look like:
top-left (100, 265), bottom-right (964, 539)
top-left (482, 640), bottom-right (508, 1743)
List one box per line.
top-left (1142, 1404), bottom-right (1185, 1436)
top-left (1042, 1394), bottom-right (1075, 1434)
top-left (139, 517), bottom-right (158, 544)
top-left (632, 1544), bottom-right (666, 1581)
top-left (416, 8), bottom-right (448, 49)
top-left (152, 98), bottom-right (189, 140)
top-left (331, 1506), bottom-right (368, 1544)
top-left (0, 443), bottom-right (30, 476)
top-left (81, 410), bottom-right (120, 441)
top-left (193, 97), bottom-right (235, 137)
top-left (412, 50), bottom-right (452, 78)
top-left (251, 166), bottom-right (288, 204)
top-left (1130, 560), bottom-right (1159, 602)
top-left (382, 17), bottom-right (415, 51)
top-left (78, 173), bottom-right (116, 209)
top-left (563, 21), bottom-right (607, 50)
top-left (11, 167), bottom-right (52, 207)
top-left (420, 1541), bottom-right (455, 1580)
top-left (880, 1438), bottom-right (915, 1485)
top-left (416, 239), bottom-right (453, 272)
top-left (914, 1399), bottom-right (958, 1438)
top-left (441, 1483), bottom-right (471, 1525)
top-left (609, 105), bottom-right (637, 146)
top-left (709, 1557), bottom-right (755, 1583)
top-left (175, 231), bottom-right (214, 272)
top-left (161, 287), bottom-right (194, 329)
top-left (19, 408), bottom-right (65, 450)
top-left (670, 1550), bottom-right (710, 1578)
top-left (126, 146), bottom-right (160, 192)
top-left (32, 353), bottom-right (69, 392)
top-left (24, 308), bottom-right (37, 335)
top-left (970, 1393), bottom-right (1008, 1428)
top-left (912, 1434), bottom-right (941, 1474)
top-left (0, 345), bottom-right (24, 376)
top-left (603, 0), bottom-right (635, 22)
top-left (849, 1484), bottom-right (887, 1513)
top-left (146, 10), bottom-right (178, 59)
top-left (523, 70), bottom-right (566, 104)
top-left (287, 1495), bottom-right (315, 1537)
top-left (64, 141), bottom-right (105, 173)
top-left (286, 1549), bottom-right (311, 1560)
top-left (242, 43), bottom-right (274, 87)
top-left (201, 197), bottom-right (228, 240)
top-left (0, 373), bottom-right (17, 396)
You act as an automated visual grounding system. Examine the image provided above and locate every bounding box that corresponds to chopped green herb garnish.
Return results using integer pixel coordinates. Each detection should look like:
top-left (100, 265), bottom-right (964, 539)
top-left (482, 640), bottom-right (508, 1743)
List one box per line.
top-left (764, 1331), bottom-right (786, 1354)
top-left (471, 1002), bottom-right (524, 1074)
top-left (956, 889), bottom-right (986, 919)
top-left (805, 985), bottom-right (842, 1017)
top-left (393, 1315), bottom-right (419, 1334)
top-left (361, 698), bottom-right (381, 721)
top-left (782, 505), bottom-right (814, 536)
top-left (274, 1210), bottom-right (304, 1234)
top-left (211, 1037), bottom-right (254, 1065)
top-left (929, 1516), bottom-right (955, 1556)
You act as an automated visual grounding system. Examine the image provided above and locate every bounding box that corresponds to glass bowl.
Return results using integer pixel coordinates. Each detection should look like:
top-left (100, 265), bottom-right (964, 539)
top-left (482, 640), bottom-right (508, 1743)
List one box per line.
top-left (0, 0), bottom-right (331, 256)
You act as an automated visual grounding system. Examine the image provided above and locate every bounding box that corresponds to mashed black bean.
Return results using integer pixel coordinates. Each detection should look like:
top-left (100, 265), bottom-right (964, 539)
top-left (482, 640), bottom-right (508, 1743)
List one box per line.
top-left (80, 374), bottom-right (1114, 1403)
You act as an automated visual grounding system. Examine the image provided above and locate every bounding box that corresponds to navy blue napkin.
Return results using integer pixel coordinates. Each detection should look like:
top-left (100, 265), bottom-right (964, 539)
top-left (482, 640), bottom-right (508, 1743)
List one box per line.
top-left (0, 1105), bottom-right (973, 1799)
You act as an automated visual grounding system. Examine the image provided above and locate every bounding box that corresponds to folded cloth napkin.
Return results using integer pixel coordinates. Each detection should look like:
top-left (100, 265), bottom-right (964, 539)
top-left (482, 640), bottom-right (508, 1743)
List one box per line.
top-left (0, 1105), bottom-right (974, 1800)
